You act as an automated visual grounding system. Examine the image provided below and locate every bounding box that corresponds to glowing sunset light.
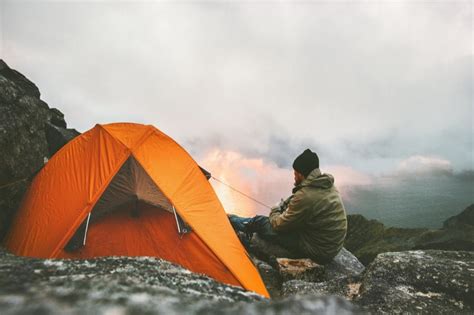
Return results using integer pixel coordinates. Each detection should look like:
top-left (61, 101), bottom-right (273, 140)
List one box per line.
top-left (199, 148), bottom-right (379, 217)
top-left (200, 148), bottom-right (293, 217)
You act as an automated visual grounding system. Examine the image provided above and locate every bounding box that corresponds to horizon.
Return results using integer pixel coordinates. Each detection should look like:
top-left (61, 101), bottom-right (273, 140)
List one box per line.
top-left (1, 1), bottom-right (472, 223)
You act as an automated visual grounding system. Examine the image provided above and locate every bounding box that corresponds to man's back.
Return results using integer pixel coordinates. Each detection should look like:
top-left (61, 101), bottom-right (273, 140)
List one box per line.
top-left (269, 168), bottom-right (347, 263)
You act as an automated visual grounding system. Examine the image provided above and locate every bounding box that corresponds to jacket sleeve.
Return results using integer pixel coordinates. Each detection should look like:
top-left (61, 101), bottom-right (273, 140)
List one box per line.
top-left (269, 189), bottom-right (311, 232)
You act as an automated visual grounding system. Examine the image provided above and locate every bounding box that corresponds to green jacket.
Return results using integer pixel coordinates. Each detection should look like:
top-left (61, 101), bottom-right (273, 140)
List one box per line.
top-left (269, 168), bottom-right (347, 263)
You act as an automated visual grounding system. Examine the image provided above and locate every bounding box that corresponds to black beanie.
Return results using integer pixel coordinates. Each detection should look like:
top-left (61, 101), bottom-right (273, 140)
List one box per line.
top-left (292, 149), bottom-right (319, 177)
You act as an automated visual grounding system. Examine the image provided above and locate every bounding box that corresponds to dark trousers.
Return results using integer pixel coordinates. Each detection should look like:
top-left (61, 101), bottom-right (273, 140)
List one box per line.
top-left (228, 214), bottom-right (303, 256)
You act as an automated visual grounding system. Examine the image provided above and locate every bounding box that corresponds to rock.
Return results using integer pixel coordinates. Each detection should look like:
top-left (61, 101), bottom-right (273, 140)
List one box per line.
top-left (0, 247), bottom-right (359, 314)
top-left (0, 247), bottom-right (262, 313)
top-left (48, 108), bottom-right (67, 128)
top-left (324, 247), bottom-right (365, 280)
top-left (248, 237), bottom-right (363, 295)
top-left (279, 249), bottom-right (364, 299)
top-left (262, 246), bottom-right (363, 284)
top-left (282, 277), bottom-right (362, 301)
top-left (344, 205), bottom-right (474, 265)
top-left (0, 60), bottom-right (79, 241)
top-left (251, 256), bottom-right (282, 298)
top-left (247, 228), bottom-right (364, 284)
top-left (355, 250), bottom-right (474, 313)
top-left (45, 122), bottom-right (80, 156)
top-left (241, 294), bottom-right (358, 315)
top-left (276, 258), bottom-right (325, 283)
top-left (284, 250), bottom-right (474, 313)
top-left (0, 60), bottom-right (40, 98)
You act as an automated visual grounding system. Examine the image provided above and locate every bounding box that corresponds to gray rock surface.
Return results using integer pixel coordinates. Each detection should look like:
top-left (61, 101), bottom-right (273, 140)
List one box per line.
top-left (283, 250), bottom-right (474, 313)
top-left (0, 60), bottom-right (79, 241)
top-left (0, 248), bottom-right (359, 314)
top-left (252, 256), bottom-right (282, 298)
top-left (324, 247), bottom-right (365, 280)
top-left (355, 250), bottom-right (474, 313)
top-left (282, 277), bottom-right (362, 300)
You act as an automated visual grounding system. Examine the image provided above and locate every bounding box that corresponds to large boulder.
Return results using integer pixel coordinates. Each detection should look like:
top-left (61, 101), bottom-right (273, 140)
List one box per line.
top-left (0, 248), bottom-right (359, 314)
top-left (283, 250), bottom-right (473, 313)
top-left (324, 247), bottom-right (365, 280)
top-left (249, 232), bottom-right (364, 285)
top-left (278, 248), bottom-right (364, 300)
top-left (355, 250), bottom-right (473, 313)
top-left (275, 248), bottom-right (365, 283)
top-left (0, 60), bottom-right (79, 241)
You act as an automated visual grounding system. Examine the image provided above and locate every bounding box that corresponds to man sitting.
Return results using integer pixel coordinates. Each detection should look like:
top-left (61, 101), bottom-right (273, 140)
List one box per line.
top-left (228, 149), bottom-right (347, 264)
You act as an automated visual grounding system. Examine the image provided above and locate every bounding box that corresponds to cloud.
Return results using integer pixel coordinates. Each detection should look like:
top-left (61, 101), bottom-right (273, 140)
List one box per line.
top-left (325, 165), bottom-right (374, 187)
top-left (1, 1), bottom-right (472, 175)
top-left (395, 155), bottom-right (453, 177)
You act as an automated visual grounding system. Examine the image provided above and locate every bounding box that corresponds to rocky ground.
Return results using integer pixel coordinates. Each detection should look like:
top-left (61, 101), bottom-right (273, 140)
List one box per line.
top-left (1, 60), bottom-right (473, 314)
top-left (1, 246), bottom-right (472, 314)
top-left (0, 248), bottom-right (357, 315)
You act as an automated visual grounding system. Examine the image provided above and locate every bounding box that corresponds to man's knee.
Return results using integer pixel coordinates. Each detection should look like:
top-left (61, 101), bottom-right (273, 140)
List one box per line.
top-left (247, 215), bottom-right (273, 233)
top-left (228, 214), bottom-right (252, 232)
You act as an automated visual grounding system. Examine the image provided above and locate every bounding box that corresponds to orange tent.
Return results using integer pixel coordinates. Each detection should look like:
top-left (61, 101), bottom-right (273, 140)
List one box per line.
top-left (4, 122), bottom-right (268, 297)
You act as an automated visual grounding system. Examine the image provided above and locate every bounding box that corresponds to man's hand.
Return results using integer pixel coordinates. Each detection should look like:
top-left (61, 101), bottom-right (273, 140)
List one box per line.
top-left (272, 196), bottom-right (294, 213)
top-left (271, 198), bottom-right (285, 213)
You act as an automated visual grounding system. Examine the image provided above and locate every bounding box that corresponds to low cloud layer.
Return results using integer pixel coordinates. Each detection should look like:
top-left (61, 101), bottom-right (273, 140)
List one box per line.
top-left (396, 155), bottom-right (453, 177)
top-left (199, 149), bottom-right (472, 226)
top-left (2, 1), bottom-right (472, 176)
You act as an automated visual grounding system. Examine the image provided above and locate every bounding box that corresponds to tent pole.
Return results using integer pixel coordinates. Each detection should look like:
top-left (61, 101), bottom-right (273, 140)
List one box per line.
top-left (82, 212), bottom-right (92, 246)
top-left (172, 206), bottom-right (182, 234)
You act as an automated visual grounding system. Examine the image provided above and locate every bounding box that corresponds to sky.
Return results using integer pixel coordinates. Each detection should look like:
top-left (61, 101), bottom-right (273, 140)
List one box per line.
top-left (1, 1), bottom-right (472, 222)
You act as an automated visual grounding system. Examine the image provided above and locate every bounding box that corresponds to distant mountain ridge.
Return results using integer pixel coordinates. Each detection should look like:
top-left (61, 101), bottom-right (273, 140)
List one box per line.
top-left (345, 204), bottom-right (474, 265)
top-left (344, 174), bottom-right (474, 229)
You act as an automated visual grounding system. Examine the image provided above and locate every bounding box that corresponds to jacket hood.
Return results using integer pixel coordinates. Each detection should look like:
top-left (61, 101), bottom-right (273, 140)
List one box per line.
top-left (301, 168), bottom-right (334, 189)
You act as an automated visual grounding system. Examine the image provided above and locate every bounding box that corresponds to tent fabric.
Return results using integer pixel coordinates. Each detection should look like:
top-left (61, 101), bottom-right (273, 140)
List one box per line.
top-left (4, 123), bottom-right (268, 297)
top-left (63, 202), bottom-right (241, 287)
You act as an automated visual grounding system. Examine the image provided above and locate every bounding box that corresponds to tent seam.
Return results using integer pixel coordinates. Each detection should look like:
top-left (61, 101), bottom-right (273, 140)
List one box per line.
top-left (49, 126), bottom-right (131, 258)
